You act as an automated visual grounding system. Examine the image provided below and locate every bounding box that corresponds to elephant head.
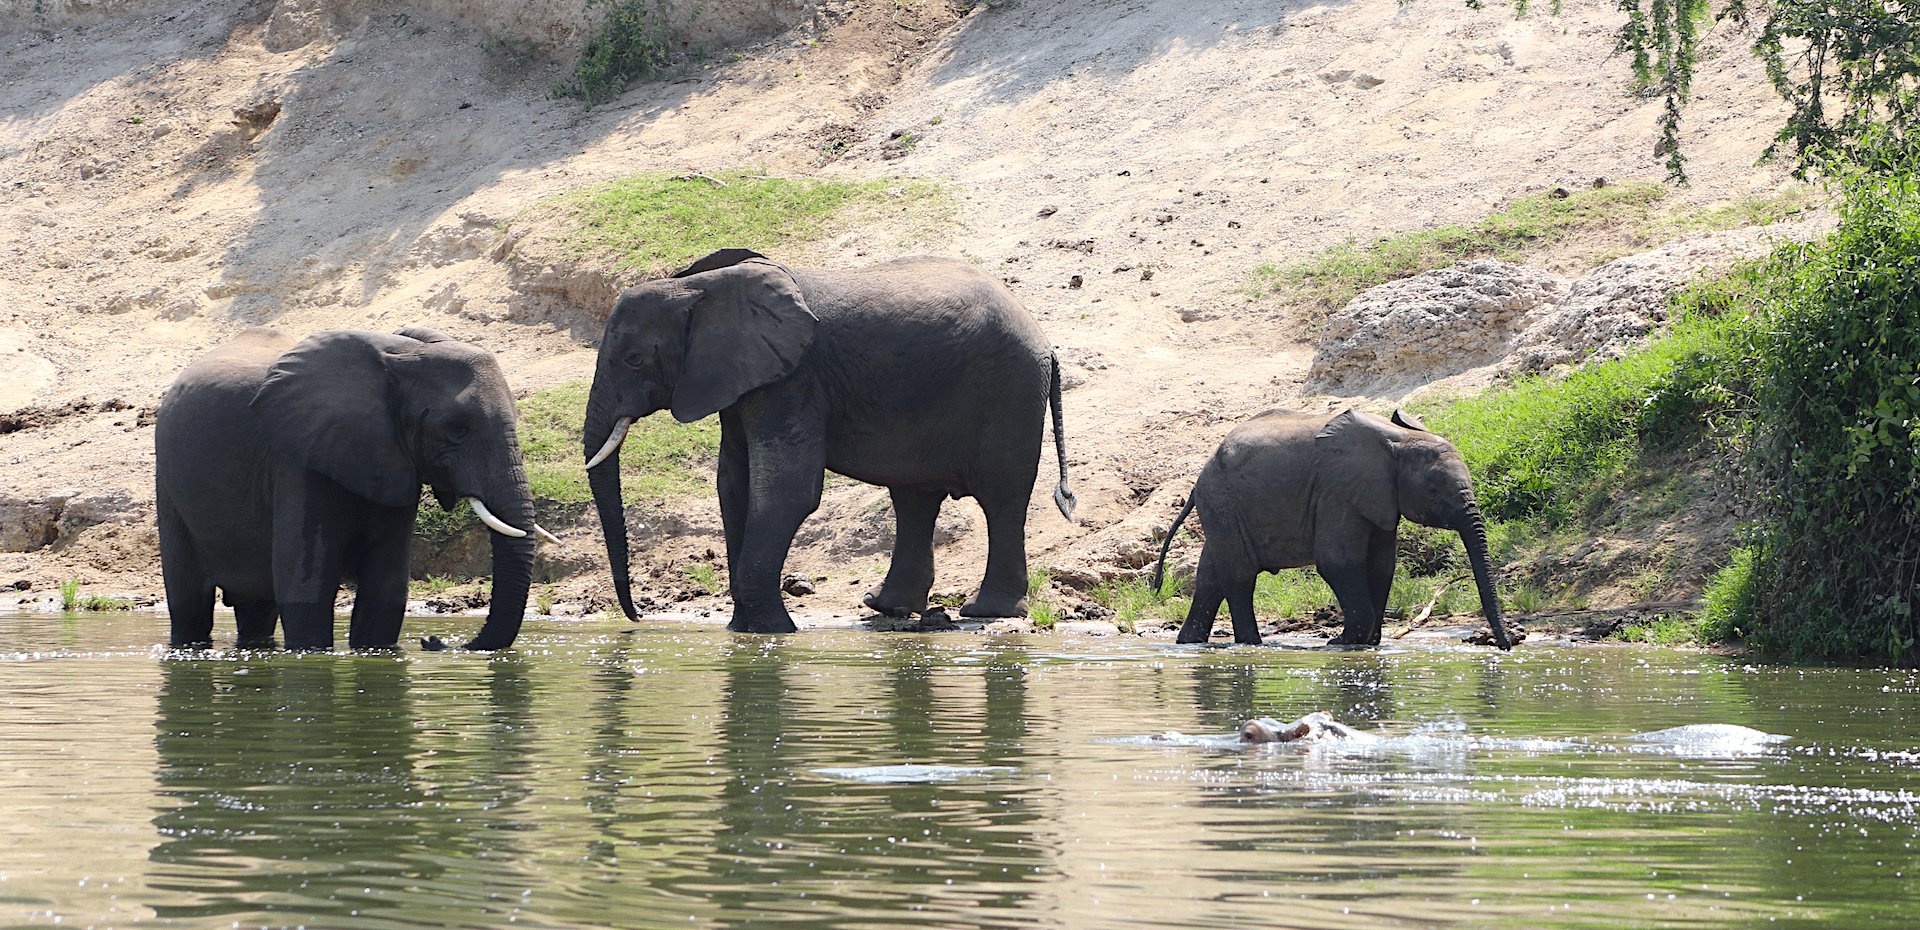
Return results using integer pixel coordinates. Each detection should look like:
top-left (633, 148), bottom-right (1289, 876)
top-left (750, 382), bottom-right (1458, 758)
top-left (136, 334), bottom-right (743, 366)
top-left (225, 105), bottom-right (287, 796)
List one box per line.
top-left (251, 328), bottom-right (541, 650)
top-left (582, 249), bottom-right (818, 620)
top-left (1316, 409), bottom-right (1512, 649)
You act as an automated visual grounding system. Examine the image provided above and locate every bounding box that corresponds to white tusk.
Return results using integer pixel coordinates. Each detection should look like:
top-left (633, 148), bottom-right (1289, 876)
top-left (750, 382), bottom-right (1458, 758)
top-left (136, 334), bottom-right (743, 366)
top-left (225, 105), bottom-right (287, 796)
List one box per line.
top-left (532, 523), bottom-right (563, 546)
top-left (585, 417), bottom-right (633, 469)
top-left (466, 497), bottom-right (527, 538)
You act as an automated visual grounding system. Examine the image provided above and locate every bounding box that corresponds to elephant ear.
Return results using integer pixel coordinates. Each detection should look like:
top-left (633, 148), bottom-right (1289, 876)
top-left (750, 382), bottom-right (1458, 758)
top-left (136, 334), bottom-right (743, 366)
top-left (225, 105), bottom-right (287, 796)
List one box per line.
top-left (672, 248), bottom-right (769, 279)
top-left (393, 326), bottom-right (455, 344)
top-left (1391, 408), bottom-right (1429, 432)
top-left (1313, 409), bottom-right (1403, 531)
top-left (251, 330), bottom-right (420, 509)
top-left (670, 259), bottom-right (818, 423)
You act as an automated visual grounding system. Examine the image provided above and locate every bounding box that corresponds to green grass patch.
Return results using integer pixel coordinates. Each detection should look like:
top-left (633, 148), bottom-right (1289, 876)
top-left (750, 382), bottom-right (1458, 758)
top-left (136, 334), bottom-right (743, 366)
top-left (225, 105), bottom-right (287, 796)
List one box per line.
top-left (59, 579), bottom-right (132, 611)
top-left (679, 561), bottom-right (722, 594)
top-left (1250, 181), bottom-right (1668, 309)
top-left (1092, 576), bottom-right (1188, 632)
top-left (1414, 302), bottom-right (1754, 529)
top-left (520, 170), bottom-right (948, 280)
top-left (1250, 181), bottom-right (1819, 311)
top-left (1028, 568), bottom-right (1058, 629)
top-left (1610, 613), bottom-right (1709, 646)
top-left (514, 379), bottom-right (720, 506)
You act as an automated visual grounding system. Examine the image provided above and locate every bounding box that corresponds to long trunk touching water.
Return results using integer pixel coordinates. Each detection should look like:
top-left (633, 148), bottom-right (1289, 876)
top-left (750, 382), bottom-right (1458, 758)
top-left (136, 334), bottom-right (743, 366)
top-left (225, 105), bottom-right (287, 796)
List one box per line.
top-left (461, 465), bottom-right (538, 651)
top-left (584, 403), bottom-right (640, 622)
top-left (1454, 507), bottom-right (1513, 650)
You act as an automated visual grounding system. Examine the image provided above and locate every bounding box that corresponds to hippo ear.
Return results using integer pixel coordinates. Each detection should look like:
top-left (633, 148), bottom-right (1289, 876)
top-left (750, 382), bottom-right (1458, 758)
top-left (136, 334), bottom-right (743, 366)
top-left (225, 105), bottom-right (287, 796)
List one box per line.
top-left (252, 330), bottom-right (421, 508)
top-left (1313, 409), bottom-right (1402, 531)
top-left (669, 260), bottom-right (817, 423)
top-left (671, 248), bottom-right (769, 279)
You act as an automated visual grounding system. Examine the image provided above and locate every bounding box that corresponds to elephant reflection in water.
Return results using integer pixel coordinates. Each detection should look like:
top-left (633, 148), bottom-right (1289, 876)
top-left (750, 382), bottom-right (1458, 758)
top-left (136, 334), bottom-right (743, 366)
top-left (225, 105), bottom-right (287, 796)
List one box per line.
top-left (148, 657), bottom-right (536, 920)
top-left (656, 641), bottom-right (1046, 909)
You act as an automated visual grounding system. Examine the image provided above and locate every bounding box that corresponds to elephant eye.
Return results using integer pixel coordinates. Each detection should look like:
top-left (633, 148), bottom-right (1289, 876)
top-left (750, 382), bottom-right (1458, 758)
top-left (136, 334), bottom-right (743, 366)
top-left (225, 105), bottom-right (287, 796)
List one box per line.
top-left (622, 349), bottom-right (649, 370)
top-left (445, 418), bottom-right (472, 444)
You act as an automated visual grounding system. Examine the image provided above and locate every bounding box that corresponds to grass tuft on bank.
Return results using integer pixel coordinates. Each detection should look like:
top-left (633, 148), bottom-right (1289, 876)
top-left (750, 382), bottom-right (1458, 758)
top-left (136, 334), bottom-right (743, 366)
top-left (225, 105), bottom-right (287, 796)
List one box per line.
top-left (521, 170), bottom-right (948, 279)
top-left (1249, 181), bottom-right (1816, 311)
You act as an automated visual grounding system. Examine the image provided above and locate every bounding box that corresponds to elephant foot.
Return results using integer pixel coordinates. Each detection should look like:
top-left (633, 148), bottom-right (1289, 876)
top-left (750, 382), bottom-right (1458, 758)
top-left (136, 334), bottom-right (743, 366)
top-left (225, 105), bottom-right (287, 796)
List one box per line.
top-left (1325, 634), bottom-right (1380, 648)
top-left (959, 593), bottom-right (1027, 619)
top-left (863, 586), bottom-right (927, 618)
top-left (727, 605), bottom-right (799, 635)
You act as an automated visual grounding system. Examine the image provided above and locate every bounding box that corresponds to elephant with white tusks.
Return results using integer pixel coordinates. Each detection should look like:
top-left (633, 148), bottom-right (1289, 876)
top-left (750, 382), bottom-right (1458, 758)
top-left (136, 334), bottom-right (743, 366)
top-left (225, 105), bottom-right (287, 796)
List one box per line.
top-left (1152, 407), bottom-right (1511, 649)
top-left (156, 326), bottom-right (558, 652)
top-left (583, 248), bottom-right (1076, 635)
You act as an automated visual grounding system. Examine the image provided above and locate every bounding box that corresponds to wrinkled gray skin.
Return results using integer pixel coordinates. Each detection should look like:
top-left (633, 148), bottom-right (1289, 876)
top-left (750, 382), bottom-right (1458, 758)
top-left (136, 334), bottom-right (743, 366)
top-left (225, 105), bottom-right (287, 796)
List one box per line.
top-left (584, 249), bottom-right (1075, 634)
top-left (1240, 711), bottom-right (1376, 744)
top-left (1153, 407), bottom-right (1511, 649)
top-left (156, 327), bottom-right (538, 651)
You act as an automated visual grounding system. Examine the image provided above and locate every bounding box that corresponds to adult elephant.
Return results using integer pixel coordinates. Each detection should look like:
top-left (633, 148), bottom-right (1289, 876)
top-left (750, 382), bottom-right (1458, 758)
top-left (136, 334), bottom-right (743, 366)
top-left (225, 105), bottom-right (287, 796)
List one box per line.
top-left (1151, 407), bottom-right (1511, 649)
top-left (156, 327), bottom-right (555, 651)
top-left (584, 249), bottom-right (1075, 634)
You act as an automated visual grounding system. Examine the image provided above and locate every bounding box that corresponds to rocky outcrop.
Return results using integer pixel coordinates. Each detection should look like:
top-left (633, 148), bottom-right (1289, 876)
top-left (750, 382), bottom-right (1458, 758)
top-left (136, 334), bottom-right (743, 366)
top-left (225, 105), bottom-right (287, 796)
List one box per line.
top-left (1306, 234), bottom-right (1778, 394)
top-left (1306, 261), bottom-right (1565, 393)
top-left (0, 490), bottom-right (141, 552)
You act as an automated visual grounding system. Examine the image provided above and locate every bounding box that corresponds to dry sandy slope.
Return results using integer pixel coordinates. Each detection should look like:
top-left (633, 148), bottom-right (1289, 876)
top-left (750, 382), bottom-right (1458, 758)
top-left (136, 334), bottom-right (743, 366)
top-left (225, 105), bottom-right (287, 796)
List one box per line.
top-left (0, 0), bottom-right (1803, 625)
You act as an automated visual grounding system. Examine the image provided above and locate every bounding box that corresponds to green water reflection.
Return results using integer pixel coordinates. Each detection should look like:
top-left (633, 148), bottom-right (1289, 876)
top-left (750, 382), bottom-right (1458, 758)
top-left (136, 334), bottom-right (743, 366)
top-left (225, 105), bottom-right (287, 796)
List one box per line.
top-left (0, 612), bottom-right (1916, 928)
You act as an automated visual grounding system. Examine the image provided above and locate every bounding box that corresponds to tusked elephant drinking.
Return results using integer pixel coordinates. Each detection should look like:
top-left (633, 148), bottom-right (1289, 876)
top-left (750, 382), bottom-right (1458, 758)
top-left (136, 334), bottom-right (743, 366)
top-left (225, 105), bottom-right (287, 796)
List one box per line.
top-left (583, 248), bottom-right (1076, 634)
top-left (1152, 407), bottom-right (1511, 649)
top-left (155, 327), bottom-right (557, 651)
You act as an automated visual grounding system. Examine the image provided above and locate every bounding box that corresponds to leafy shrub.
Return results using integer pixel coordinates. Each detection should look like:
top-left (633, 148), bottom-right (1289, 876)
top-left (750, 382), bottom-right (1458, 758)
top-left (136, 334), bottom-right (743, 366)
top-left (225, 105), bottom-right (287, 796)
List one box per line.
top-left (1737, 162), bottom-right (1920, 658)
top-left (559, 0), bottom-right (686, 107)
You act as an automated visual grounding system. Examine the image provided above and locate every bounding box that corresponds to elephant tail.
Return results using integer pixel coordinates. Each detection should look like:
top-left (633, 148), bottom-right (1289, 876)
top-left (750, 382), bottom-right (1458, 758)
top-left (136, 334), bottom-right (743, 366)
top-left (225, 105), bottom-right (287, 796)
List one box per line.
top-left (1049, 352), bottom-right (1078, 521)
top-left (1151, 493), bottom-right (1199, 594)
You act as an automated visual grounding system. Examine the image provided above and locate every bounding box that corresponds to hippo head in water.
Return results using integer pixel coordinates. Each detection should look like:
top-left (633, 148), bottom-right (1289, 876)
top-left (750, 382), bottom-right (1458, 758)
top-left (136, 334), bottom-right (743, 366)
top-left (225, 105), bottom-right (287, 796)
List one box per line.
top-left (1240, 711), bottom-right (1376, 744)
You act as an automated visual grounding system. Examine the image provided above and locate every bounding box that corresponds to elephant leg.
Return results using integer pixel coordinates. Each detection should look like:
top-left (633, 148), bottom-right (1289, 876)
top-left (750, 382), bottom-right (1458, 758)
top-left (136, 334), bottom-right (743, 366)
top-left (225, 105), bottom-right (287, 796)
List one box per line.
top-left (1224, 574), bottom-right (1262, 645)
top-left (716, 412), bottom-right (749, 574)
top-left (725, 415), bottom-right (825, 635)
top-left (1362, 525), bottom-right (1398, 646)
top-left (231, 599), bottom-right (279, 648)
top-left (159, 507), bottom-right (216, 649)
top-left (347, 512), bottom-right (415, 650)
top-left (273, 514), bottom-right (345, 652)
top-left (1176, 548), bottom-right (1231, 643)
top-left (1322, 554), bottom-right (1385, 647)
top-left (962, 487), bottom-right (1033, 618)
top-left (866, 486), bottom-right (941, 616)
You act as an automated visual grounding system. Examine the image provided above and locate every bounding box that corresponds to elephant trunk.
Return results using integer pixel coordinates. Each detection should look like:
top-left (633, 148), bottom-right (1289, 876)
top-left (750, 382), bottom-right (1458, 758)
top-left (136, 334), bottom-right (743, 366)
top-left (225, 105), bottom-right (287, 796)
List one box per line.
top-left (463, 466), bottom-right (537, 651)
top-left (1454, 506), bottom-right (1513, 650)
top-left (585, 401), bottom-right (640, 623)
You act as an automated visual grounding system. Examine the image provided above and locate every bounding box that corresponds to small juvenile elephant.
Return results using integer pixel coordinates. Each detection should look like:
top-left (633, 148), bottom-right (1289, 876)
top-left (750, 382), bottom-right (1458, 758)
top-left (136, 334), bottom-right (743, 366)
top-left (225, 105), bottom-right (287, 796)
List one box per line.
top-left (156, 327), bottom-right (552, 651)
top-left (583, 249), bottom-right (1075, 634)
top-left (1152, 407), bottom-right (1511, 649)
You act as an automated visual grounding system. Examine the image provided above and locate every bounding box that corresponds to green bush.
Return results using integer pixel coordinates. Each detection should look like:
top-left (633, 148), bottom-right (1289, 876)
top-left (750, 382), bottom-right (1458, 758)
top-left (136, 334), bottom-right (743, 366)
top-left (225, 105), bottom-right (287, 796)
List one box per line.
top-left (559, 0), bottom-right (685, 107)
top-left (1738, 162), bottom-right (1920, 659)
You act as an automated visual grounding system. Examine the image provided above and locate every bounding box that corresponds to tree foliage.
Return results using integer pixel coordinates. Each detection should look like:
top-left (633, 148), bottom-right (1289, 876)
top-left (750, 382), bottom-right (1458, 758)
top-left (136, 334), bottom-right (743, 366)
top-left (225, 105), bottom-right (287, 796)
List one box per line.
top-left (1610, 0), bottom-right (1920, 180)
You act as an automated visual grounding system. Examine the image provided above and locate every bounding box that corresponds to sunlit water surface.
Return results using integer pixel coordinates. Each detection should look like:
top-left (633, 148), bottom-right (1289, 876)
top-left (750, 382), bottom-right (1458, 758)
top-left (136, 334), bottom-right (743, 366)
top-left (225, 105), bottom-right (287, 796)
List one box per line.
top-left (3, 612), bottom-right (1917, 929)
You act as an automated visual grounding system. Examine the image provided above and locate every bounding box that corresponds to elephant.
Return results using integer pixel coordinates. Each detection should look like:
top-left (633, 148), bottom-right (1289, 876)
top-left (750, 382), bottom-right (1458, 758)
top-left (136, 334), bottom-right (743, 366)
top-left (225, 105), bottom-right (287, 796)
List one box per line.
top-left (583, 248), bottom-right (1076, 634)
top-left (155, 326), bottom-right (556, 651)
top-left (1151, 407), bottom-right (1511, 649)
top-left (1239, 711), bottom-right (1377, 744)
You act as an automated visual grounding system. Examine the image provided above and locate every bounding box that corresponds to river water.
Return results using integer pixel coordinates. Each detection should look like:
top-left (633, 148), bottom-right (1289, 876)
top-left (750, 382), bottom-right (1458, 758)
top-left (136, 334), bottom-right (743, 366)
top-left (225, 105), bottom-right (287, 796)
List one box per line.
top-left (2, 611), bottom-right (1916, 929)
